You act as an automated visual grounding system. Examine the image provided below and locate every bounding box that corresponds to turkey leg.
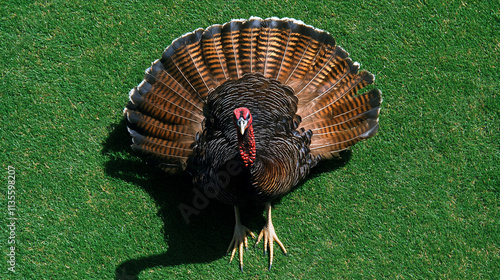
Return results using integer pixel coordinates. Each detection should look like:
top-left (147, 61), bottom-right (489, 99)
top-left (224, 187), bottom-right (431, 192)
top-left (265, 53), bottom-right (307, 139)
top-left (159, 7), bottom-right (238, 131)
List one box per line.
top-left (227, 206), bottom-right (255, 271)
top-left (255, 202), bottom-right (288, 270)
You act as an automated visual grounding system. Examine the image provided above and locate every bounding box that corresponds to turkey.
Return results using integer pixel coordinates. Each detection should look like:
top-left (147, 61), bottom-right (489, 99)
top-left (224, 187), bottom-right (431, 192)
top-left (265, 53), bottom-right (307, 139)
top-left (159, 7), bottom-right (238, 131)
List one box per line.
top-left (124, 17), bottom-right (382, 270)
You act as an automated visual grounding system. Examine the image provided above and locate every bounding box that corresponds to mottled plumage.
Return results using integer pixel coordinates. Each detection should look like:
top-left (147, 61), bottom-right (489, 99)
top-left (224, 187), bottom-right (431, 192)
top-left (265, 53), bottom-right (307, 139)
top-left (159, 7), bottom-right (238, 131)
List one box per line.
top-left (188, 73), bottom-right (315, 206)
top-left (124, 17), bottom-right (382, 270)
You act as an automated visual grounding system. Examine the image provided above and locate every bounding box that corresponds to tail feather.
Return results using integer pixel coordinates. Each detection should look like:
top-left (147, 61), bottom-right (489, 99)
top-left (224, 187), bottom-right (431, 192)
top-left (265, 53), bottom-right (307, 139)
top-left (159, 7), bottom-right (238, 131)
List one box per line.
top-left (128, 81), bottom-right (203, 125)
top-left (280, 30), bottom-right (330, 90)
top-left (221, 20), bottom-right (245, 79)
top-left (292, 42), bottom-right (337, 98)
top-left (126, 110), bottom-right (198, 142)
top-left (308, 105), bottom-right (380, 135)
top-left (256, 20), bottom-right (291, 79)
top-left (299, 67), bottom-right (381, 158)
top-left (145, 60), bottom-right (204, 114)
top-left (201, 25), bottom-right (229, 83)
top-left (162, 29), bottom-right (217, 101)
top-left (239, 18), bottom-right (261, 74)
top-left (296, 48), bottom-right (353, 107)
top-left (125, 17), bottom-right (382, 171)
top-left (128, 128), bottom-right (192, 170)
top-left (309, 119), bottom-right (379, 158)
top-left (298, 67), bottom-right (367, 118)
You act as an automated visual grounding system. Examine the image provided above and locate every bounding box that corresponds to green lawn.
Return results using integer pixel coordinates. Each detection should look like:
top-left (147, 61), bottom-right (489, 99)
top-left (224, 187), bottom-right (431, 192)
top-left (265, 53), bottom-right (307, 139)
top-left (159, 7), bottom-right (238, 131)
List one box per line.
top-left (1, 0), bottom-right (498, 279)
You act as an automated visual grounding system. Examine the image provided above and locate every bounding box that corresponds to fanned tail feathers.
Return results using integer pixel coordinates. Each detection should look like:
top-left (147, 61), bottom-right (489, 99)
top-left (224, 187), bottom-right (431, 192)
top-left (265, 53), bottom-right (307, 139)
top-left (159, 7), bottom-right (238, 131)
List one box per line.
top-left (124, 17), bottom-right (381, 172)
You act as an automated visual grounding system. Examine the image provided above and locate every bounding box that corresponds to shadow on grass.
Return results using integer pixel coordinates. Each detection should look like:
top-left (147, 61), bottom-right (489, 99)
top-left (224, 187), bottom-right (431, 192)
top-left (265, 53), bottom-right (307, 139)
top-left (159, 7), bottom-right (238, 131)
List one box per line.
top-left (102, 118), bottom-right (350, 279)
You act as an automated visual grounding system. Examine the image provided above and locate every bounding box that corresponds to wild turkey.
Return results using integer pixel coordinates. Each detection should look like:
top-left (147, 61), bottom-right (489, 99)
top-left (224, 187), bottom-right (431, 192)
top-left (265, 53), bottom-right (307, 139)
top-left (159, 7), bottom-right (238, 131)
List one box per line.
top-left (124, 17), bottom-right (381, 270)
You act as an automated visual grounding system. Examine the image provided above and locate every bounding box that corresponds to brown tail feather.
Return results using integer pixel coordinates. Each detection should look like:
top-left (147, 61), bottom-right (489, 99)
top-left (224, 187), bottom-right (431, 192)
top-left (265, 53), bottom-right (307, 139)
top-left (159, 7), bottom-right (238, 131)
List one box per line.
top-left (221, 20), bottom-right (245, 79)
top-left (256, 20), bottom-right (291, 79)
top-left (292, 40), bottom-right (381, 159)
top-left (293, 47), bottom-right (352, 107)
top-left (306, 88), bottom-right (382, 130)
top-left (125, 17), bottom-right (381, 171)
top-left (239, 19), bottom-right (261, 74)
top-left (201, 25), bottom-right (230, 83)
top-left (128, 128), bottom-right (192, 169)
top-left (145, 60), bottom-right (205, 113)
top-left (298, 68), bottom-right (372, 119)
top-left (309, 118), bottom-right (379, 158)
top-left (126, 110), bottom-right (198, 142)
top-left (307, 108), bottom-right (380, 139)
top-left (289, 41), bottom-right (337, 100)
top-left (304, 87), bottom-right (382, 158)
top-left (127, 82), bottom-right (203, 125)
top-left (162, 30), bottom-right (218, 101)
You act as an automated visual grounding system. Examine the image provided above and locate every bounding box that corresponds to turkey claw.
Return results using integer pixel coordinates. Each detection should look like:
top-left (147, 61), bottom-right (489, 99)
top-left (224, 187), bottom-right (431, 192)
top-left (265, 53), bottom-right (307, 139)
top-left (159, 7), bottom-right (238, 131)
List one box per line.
top-left (255, 220), bottom-right (287, 270)
top-left (227, 223), bottom-right (255, 271)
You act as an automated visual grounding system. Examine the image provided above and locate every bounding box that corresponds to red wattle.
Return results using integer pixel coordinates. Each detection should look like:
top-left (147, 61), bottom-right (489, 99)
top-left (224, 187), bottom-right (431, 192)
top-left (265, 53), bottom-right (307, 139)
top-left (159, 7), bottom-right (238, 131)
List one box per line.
top-left (238, 125), bottom-right (256, 167)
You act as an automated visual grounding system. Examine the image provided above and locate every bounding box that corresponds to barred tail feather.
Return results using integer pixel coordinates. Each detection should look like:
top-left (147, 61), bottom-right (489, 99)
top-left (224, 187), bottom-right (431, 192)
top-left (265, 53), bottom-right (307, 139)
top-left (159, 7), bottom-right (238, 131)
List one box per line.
top-left (304, 86), bottom-right (382, 158)
top-left (124, 17), bottom-right (382, 171)
top-left (201, 25), bottom-right (229, 83)
top-left (128, 128), bottom-right (192, 171)
top-left (309, 120), bottom-right (379, 158)
top-left (126, 110), bottom-right (198, 142)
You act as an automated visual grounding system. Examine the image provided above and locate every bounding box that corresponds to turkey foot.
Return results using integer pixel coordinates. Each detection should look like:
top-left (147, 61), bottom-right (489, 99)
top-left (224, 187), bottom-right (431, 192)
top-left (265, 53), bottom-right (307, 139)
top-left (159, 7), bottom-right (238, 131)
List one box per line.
top-left (255, 203), bottom-right (287, 270)
top-left (227, 206), bottom-right (255, 271)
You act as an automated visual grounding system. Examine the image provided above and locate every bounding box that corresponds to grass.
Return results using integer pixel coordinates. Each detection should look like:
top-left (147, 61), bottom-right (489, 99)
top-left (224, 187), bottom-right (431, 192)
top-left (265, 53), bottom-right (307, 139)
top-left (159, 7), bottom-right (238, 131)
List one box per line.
top-left (1, 0), bottom-right (498, 279)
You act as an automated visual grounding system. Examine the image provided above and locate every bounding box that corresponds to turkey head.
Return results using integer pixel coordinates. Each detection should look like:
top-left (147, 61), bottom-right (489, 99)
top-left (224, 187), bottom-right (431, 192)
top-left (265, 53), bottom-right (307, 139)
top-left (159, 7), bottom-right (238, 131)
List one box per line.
top-left (233, 107), bottom-right (256, 167)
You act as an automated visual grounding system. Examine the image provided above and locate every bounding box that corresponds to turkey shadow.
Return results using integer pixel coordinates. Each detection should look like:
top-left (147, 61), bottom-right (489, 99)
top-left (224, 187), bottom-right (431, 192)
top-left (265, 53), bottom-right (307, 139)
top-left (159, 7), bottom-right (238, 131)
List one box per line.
top-left (102, 119), bottom-right (351, 279)
top-left (102, 119), bottom-right (267, 279)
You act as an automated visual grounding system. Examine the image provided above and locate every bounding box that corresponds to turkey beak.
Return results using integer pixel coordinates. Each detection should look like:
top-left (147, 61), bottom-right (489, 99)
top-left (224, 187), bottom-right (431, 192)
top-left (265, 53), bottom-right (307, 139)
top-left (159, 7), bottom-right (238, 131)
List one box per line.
top-left (237, 117), bottom-right (248, 135)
